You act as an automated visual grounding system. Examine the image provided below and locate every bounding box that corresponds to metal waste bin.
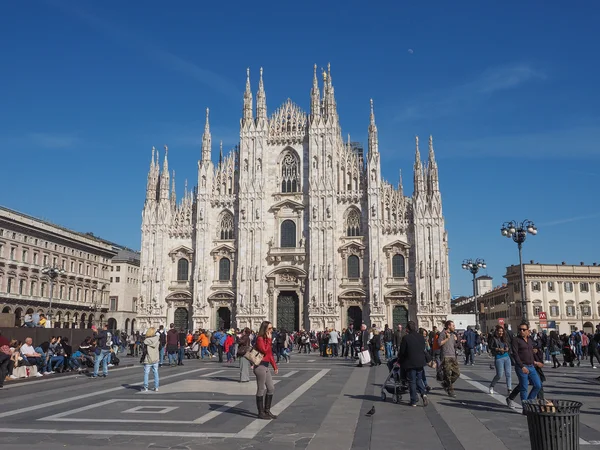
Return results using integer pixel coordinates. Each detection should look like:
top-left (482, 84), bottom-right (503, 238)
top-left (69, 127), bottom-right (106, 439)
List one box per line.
top-left (522, 399), bottom-right (582, 450)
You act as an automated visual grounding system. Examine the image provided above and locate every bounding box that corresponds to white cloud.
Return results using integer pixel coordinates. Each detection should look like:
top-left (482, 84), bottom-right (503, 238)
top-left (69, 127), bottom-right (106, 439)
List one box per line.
top-left (396, 63), bottom-right (546, 121)
top-left (539, 213), bottom-right (600, 227)
top-left (445, 124), bottom-right (600, 159)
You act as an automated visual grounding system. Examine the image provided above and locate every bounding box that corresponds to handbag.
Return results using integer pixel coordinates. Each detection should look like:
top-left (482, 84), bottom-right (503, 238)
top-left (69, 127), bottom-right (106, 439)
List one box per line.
top-left (244, 347), bottom-right (264, 365)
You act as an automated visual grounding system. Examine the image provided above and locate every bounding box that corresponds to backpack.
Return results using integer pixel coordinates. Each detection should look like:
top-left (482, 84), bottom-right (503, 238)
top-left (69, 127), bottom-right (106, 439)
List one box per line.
top-left (574, 333), bottom-right (582, 343)
top-left (112, 334), bottom-right (121, 347)
top-left (159, 331), bottom-right (166, 346)
top-left (384, 329), bottom-right (393, 342)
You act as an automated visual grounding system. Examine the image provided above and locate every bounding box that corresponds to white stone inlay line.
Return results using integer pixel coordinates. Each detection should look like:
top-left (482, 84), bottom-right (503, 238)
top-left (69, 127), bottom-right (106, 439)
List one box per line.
top-left (122, 406), bottom-right (178, 414)
top-left (0, 367), bottom-right (212, 419)
top-left (200, 370), bottom-right (226, 377)
top-left (236, 369), bottom-right (329, 439)
top-left (460, 374), bottom-right (593, 446)
top-left (281, 370), bottom-right (298, 378)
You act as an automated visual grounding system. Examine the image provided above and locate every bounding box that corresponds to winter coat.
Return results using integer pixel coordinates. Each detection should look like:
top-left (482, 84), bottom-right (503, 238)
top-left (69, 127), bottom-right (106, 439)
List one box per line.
top-left (143, 335), bottom-right (160, 365)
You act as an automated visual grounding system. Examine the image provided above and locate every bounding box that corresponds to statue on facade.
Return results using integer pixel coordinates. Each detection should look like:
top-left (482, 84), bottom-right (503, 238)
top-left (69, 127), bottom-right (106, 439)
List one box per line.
top-left (435, 261), bottom-right (439, 278)
top-left (327, 293), bottom-right (332, 307)
top-left (241, 266), bottom-right (245, 281)
top-left (326, 206), bottom-right (331, 218)
top-left (312, 206), bottom-right (317, 219)
top-left (327, 264), bottom-right (332, 280)
top-left (254, 266), bottom-right (259, 281)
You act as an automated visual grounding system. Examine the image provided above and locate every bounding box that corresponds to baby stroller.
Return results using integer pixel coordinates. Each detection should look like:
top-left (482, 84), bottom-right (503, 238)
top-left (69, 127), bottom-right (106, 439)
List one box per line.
top-left (185, 341), bottom-right (200, 359)
top-left (380, 357), bottom-right (408, 404)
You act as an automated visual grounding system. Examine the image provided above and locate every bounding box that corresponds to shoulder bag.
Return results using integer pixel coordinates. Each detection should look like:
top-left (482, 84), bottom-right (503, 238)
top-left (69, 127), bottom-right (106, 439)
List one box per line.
top-left (244, 347), bottom-right (264, 365)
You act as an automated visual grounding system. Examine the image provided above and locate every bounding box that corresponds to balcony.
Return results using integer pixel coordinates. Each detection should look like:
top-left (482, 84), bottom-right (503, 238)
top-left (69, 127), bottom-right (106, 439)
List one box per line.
top-left (267, 246), bottom-right (306, 264)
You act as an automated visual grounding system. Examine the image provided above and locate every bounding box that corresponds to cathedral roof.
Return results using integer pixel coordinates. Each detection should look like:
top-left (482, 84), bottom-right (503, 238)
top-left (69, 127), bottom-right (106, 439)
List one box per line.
top-left (268, 99), bottom-right (308, 144)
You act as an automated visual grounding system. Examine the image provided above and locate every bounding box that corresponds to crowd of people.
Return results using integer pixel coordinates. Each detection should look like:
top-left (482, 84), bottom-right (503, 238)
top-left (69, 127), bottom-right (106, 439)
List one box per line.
top-left (2, 319), bottom-right (600, 420)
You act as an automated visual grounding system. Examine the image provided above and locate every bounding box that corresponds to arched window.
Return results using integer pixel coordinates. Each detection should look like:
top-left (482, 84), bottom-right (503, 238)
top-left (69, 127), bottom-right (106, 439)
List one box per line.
top-left (392, 254), bottom-right (405, 278)
top-left (219, 211), bottom-right (234, 240)
top-left (346, 208), bottom-right (361, 237)
top-left (280, 220), bottom-right (296, 248)
top-left (281, 151), bottom-right (300, 193)
top-left (219, 258), bottom-right (231, 281)
top-left (177, 258), bottom-right (189, 281)
top-left (347, 255), bottom-right (360, 279)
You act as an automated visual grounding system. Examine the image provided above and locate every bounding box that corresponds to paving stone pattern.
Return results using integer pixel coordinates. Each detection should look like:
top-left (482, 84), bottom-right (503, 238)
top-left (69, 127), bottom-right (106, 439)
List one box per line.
top-left (1, 352), bottom-right (600, 449)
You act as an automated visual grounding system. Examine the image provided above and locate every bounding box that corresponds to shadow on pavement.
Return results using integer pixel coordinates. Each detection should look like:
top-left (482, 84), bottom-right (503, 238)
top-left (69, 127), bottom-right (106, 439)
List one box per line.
top-left (209, 404), bottom-right (256, 418)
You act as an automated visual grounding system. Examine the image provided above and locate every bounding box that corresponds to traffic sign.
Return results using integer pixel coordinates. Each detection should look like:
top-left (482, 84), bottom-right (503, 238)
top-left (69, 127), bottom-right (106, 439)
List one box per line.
top-left (539, 312), bottom-right (547, 320)
top-left (498, 318), bottom-right (505, 326)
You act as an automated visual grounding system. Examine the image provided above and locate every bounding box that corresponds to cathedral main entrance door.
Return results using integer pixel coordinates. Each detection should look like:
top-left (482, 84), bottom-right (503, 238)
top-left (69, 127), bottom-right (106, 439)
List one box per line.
top-left (393, 305), bottom-right (409, 329)
top-left (217, 307), bottom-right (231, 330)
top-left (174, 307), bottom-right (189, 331)
top-left (347, 306), bottom-right (362, 329)
top-left (277, 291), bottom-right (299, 332)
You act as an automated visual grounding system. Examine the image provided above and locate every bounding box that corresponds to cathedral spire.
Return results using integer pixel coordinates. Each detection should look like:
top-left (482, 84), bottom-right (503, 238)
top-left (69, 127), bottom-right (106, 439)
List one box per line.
top-left (159, 145), bottom-right (170, 200)
top-left (413, 136), bottom-right (425, 196)
top-left (201, 108), bottom-right (211, 162)
top-left (398, 169), bottom-right (404, 196)
top-left (427, 135), bottom-right (440, 194)
top-left (243, 68), bottom-right (253, 124)
top-left (323, 63), bottom-right (337, 119)
top-left (146, 146), bottom-right (158, 201)
top-left (310, 64), bottom-right (320, 119)
top-left (219, 140), bottom-right (223, 166)
top-left (368, 99), bottom-right (379, 158)
top-left (256, 67), bottom-right (267, 120)
top-left (170, 170), bottom-right (176, 209)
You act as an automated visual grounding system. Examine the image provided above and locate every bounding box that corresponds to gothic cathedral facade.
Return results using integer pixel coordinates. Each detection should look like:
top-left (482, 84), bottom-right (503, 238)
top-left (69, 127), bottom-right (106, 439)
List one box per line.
top-left (138, 65), bottom-right (450, 333)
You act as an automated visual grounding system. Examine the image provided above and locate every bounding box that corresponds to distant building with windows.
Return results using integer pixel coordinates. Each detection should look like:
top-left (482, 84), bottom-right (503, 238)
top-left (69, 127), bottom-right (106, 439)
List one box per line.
top-left (0, 206), bottom-right (115, 328)
top-left (480, 261), bottom-right (600, 334)
top-left (138, 65), bottom-right (451, 333)
top-left (108, 249), bottom-right (140, 334)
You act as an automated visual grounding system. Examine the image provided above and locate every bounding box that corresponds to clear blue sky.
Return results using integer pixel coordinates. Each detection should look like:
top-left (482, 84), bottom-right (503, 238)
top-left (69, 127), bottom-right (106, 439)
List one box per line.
top-left (1, 1), bottom-right (598, 296)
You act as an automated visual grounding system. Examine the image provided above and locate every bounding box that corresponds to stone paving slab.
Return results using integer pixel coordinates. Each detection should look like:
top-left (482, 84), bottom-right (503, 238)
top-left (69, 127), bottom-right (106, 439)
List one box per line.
top-left (2, 353), bottom-right (600, 449)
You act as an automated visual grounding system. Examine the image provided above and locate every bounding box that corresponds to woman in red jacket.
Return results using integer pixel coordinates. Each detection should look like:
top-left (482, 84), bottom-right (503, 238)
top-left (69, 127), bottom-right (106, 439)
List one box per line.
top-left (254, 320), bottom-right (279, 419)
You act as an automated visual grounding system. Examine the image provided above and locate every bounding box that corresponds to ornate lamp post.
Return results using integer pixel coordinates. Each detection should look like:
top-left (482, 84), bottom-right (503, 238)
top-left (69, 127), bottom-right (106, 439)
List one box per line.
top-left (500, 220), bottom-right (538, 324)
top-left (461, 258), bottom-right (486, 330)
top-left (41, 266), bottom-right (65, 327)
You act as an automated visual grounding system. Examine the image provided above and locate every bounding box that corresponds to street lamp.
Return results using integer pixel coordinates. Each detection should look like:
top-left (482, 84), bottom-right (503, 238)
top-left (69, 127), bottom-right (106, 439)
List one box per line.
top-left (41, 266), bottom-right (66, 327)
top-left (500, 220), bottom-right (538, 324)
top-left (461, 258), bottom-right (486, 330)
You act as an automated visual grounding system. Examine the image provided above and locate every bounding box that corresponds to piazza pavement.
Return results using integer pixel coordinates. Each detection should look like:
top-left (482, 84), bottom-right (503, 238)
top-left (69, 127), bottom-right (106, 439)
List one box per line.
top-left (1, 352), bottom-right (600, 450)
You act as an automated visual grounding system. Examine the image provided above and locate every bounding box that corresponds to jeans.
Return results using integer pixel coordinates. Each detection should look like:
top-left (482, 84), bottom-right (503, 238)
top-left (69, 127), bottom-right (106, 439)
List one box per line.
top-left (168, 352), bottom-right (177, 365)
top-left (328, 343), bottom-right (338, 357)
top-left (143, 362), bottom-right (159, 389)
top-left (515, 364), bottom-right (542, 401)
top-left (490, 356), bottom-right (512, 393)
top-left (406, 368), bottom-right (427, 405)
top-left (201, 346), bottom-right (210, 358)
top-left (178, 347), bottom-right (185, 364)
top-left (465, 347), bottom-right (475, 365)
top-left (159, 345), bottom-right (165, 365)
top-left (384, 342), bottom-right (393, 360)
top-left (93, 349), bottom-right (111, 376)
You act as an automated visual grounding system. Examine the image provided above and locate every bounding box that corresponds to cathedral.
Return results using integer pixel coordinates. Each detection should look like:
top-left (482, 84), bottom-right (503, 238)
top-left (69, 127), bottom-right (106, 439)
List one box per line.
top-left (138, 64), bottom-right (451, 333)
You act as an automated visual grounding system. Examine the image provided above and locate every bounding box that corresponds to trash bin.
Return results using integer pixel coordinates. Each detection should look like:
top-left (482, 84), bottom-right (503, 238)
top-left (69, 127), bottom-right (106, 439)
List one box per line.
top-left (522, 399), bottom-right (582, 450)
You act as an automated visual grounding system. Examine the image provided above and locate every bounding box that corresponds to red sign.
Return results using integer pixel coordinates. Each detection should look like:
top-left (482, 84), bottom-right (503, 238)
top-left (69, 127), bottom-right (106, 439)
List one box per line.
top-left (498, 318), bottom-right (505, 325)
top-left (539, 320), bottom-right (548, 329)
top-left (539, 312), bottom-right (547, 320)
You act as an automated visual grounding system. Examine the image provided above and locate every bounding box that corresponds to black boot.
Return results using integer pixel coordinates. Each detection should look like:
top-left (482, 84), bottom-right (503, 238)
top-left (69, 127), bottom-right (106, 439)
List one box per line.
top-left (265, 394), bottom-right (277, 419)
top-left (256, 396), bottom-right (270, 420)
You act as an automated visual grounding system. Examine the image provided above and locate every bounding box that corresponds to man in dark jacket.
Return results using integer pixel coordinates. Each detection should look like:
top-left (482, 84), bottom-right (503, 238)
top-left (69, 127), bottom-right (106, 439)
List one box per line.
top-left (166, 324), bottom-right (179, 367)
top-left (92, 324), bottom-right (111, 378)
top-left (383, 324), bottom-right (394, 361)
top-left (399, 321), bottom-right (428, 407)
top-left (357, 324), bottom-right (370, 367)
top-left (461, 327), bottom-right (477, 365)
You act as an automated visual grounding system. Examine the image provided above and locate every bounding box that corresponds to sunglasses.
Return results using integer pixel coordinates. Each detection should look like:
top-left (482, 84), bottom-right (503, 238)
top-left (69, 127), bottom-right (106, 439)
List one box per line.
top-left (267, 327), bottom-right (273, 331)
top-left (519, 328), bottom-right (528, 332)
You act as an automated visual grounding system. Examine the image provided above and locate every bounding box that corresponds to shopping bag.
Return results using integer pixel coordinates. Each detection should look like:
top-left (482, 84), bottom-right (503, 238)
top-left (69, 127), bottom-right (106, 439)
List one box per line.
top-left (359, 350), bottom-right (371, 365)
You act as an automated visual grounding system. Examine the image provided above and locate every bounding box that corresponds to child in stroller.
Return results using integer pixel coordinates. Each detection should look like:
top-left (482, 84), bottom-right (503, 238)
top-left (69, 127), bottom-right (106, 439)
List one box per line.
top-left (381, 357), bottom-right (432, 403)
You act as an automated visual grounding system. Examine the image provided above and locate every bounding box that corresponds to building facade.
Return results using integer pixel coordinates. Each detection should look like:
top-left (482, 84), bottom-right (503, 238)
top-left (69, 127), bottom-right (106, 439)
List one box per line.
top-left (108, 249), bottom-right (141, 334)
top-left (0, 207), bottom-right (116, 328)
top-left (138, 65), bottom-right (451, 332)
top-left (481, 262), bottom-right (600, 334)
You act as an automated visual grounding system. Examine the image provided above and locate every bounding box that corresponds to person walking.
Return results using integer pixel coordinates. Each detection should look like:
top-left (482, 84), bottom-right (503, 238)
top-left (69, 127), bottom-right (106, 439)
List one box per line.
top-left (398, 321), bottom-right (429, 407)
top-left (488, 325), bottom-right (512, 395)
top-left (511, 322), bottom-right (543, 402)
top-left (253, 321), bottom-right (279, 420)
top-left (237, 328), bottom-right (252, 382)
top-left (438, 320), bottom-right (460, 397)
top-left (142, 327), bottom-right (160, 392)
